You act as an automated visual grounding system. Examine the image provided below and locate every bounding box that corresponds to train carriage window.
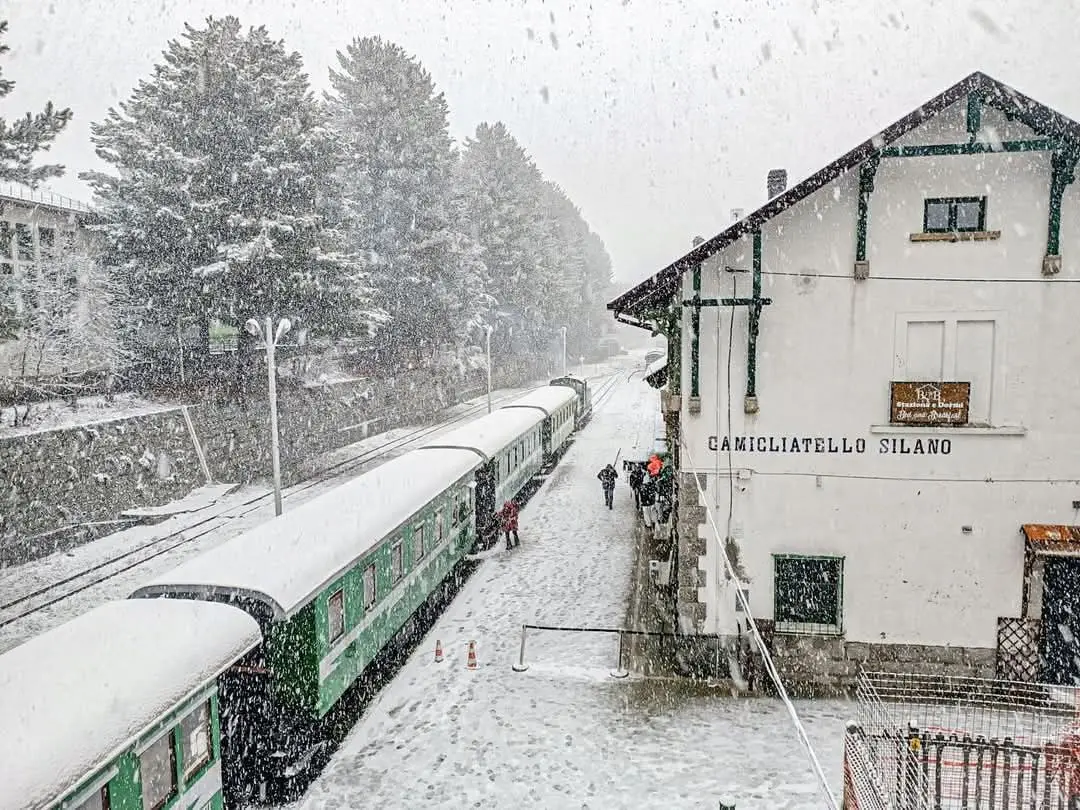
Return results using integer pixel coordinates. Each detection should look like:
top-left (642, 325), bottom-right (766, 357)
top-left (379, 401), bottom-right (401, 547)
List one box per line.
top-left (414, 522), bottom-right (426, 561)
top-left (71, 786), bottom-right (110, 810)
top-left (363, 564), bottom-right (376, 609)
top-left (180, 700), bottom-right (212, 780)
top-left (391, 540), bottom-right (404, 583)
top-left (436, 510), bottom-right (444, 542)
top-left (139, 731), bottom-right (177, 810)
top-left (328, 589), bottom-right (345, 643)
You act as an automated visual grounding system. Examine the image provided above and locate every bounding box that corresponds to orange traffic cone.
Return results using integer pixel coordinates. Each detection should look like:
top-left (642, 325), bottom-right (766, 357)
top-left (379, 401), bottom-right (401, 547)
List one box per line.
top-left (434, 639), bottom-right (444, 663)
top-left (467, 640), bottom-right (478, 670)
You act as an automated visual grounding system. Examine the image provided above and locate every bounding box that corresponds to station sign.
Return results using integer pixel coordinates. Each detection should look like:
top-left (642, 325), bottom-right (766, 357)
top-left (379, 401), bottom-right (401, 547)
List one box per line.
top-left (707, 434), bottom-right (953, 455)
top-left (890, 381), bottom-right (970, 426)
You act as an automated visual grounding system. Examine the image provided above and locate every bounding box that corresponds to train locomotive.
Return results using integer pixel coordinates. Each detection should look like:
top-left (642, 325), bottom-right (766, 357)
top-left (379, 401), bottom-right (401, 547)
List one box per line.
top-left (0, 378), bottom-right (593, 810)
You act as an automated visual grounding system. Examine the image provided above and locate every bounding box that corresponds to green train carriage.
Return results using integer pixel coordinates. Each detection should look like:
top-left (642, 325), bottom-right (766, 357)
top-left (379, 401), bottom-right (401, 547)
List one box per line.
top-left (132, 448), bottom-right (483, 802)
top-left (0, 599), bottom-right (260, 810)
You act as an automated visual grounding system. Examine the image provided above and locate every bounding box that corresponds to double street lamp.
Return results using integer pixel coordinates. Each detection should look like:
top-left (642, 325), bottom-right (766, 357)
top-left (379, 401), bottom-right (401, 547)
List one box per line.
top-left (485, 324), bottom-right (493, 414)
top-left (560, 326), bottom-right (567, 376)
top-left (245, 315), bottom-right (292, 517)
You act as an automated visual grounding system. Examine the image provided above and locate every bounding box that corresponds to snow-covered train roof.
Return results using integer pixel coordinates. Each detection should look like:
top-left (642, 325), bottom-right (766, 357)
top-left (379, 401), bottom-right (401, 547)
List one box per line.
top-left (132, 448), bottom-right (480, 619)
top-left (419, 406), bottom-right (545, 462)
top-left (0, 599), bottom-right (260, 810)
top-left (500, 385), bottom-right (577, 416)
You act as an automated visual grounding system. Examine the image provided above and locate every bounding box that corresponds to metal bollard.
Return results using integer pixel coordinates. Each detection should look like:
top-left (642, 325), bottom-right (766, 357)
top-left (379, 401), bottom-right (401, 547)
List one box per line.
top-left (610, 630), bottom-right (629, 679)
top-left (511, 624), bottom-right (529, 672)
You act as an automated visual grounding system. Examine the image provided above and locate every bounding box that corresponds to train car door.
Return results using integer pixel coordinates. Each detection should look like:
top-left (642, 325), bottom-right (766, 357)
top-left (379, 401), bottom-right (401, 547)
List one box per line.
top-left (473, 462), bottom-right (497, 549)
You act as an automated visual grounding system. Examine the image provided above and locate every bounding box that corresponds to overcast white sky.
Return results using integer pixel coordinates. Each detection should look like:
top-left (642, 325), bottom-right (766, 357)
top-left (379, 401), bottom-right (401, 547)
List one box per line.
top-left (2, 0), bottom-right (1074, 286)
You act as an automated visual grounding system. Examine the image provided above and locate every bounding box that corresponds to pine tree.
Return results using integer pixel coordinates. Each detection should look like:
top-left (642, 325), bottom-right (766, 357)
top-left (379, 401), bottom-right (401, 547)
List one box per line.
top-left (325, 37), bottom-right (488, 368)
top-left (456, 122), bottom-right (558, 358)
top-left (0, 19), bottom-right (72, 338)
top-left (82, 16), bottom-right (370, 376)
top-left (0, 20), bottom-right (72, 188)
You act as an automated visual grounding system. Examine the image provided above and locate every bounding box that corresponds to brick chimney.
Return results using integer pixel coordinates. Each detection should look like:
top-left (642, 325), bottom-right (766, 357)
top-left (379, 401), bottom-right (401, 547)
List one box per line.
top-left (767, 168), bottom-right (787, 199)
top-left (692, 235), bottom-right (705, 247)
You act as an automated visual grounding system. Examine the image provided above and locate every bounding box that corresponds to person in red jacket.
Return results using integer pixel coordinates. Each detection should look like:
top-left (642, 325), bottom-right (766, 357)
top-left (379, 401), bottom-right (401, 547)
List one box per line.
top-left (497, 500), bottom-right (520, 550)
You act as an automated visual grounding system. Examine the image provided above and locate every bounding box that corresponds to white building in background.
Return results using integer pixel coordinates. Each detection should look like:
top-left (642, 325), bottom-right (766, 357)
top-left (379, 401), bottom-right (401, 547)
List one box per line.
top-left (0, 184), bottom-right (102, 378)
top-left (609, 71), bottom-right (1080, 690)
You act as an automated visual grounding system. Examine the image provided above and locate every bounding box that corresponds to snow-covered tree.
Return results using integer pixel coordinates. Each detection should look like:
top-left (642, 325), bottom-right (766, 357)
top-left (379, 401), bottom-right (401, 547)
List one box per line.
top-left (0, 232), bottom-right (127, 422)
top-left (538, 182), bottom-right (614, 357)
top-left (0, 19), bottom-right (72, 338)
top-left (325, 37), bottom-right (488, 367)
top-left (456, 122), bottom-right (562, 357)
top-left (82, 16), bottom-right (371, 376)
top-left (0, 20), bottom-right (72, 188)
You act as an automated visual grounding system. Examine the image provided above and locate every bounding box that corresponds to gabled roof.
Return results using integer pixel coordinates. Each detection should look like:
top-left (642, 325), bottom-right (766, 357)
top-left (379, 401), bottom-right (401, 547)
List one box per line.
top-left (608, 71), bottom-right (1080, 325)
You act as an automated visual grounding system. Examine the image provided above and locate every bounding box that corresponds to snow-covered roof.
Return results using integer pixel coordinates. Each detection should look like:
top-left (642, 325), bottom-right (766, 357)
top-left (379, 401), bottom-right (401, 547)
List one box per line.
top-left (0, 599), bottom-right (260, 810)
top-left (132, 448), bottom-right (481, 619)
top-left (419, 407), bottom-right (545, 462)
top-left (500, 385), bottom-right (578, 417)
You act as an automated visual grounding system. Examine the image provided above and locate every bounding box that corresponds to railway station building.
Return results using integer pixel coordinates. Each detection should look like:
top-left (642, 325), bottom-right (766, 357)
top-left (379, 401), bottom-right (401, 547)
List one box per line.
top-left (609, 72), bottom-right (1080, 692)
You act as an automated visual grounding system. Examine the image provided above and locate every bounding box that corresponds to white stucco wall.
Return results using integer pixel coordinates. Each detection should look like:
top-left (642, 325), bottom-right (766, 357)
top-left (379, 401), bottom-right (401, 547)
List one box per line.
top-left (679, 100), bottom-right (1080, 649)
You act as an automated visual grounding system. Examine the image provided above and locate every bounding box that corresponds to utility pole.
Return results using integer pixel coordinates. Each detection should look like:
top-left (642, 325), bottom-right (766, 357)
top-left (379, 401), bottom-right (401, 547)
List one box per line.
top-left (245, 315), bottom-right (292, 516)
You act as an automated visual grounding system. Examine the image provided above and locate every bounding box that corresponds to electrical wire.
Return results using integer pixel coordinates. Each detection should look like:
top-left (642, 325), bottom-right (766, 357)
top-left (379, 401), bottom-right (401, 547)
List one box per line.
top-left (681, 438), bottom-right (841, 810)
top-left (677, 468), bottom-right (1080, 485)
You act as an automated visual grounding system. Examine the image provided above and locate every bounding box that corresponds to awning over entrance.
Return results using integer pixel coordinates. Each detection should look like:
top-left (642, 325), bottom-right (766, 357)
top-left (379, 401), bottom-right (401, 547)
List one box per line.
top-left (1022, 524), bottom-right (1080, 556)
top-left (644, 358), bottom-right (668, 389)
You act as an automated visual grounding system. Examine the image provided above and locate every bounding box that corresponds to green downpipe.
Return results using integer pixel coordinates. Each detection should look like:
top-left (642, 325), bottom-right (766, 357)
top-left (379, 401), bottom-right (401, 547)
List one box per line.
top-left (690, 262), bottom-right (701, 398)
top-left (855, 157), bottom-right (879, 263)
top-left (746, 231), bottom-right (762, 399)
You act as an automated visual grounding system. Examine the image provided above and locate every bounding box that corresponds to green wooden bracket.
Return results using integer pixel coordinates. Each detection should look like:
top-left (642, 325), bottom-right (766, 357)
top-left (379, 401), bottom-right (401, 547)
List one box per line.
top-left (1046, 147), bottom-right (1079, 266)
top-left (746, 230), bottom-right (763, 407)
top-left (668, 303), bottom-right (682, 395)
top-left (966, 92), bottom-right (983, 142)
top-left (679, 234), bottom-right (772, 412)
top-left (855, 154), bottom-right (881, 265)
top-left (690, 262), bottom-right (702, 398)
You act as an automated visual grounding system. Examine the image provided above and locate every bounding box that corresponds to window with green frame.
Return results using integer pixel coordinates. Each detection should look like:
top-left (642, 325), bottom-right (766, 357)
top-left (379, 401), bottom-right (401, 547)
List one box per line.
top-left (923, 196), bottom-right (986, 233)
top-left (773, 554), bottom-right (844, 634)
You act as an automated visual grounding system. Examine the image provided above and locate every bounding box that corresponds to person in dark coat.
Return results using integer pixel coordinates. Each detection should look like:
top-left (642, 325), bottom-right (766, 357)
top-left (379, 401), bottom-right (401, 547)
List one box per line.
top-left (497, 500), bottom-right (519, 550)
top-left (597, 463), bottom-right (618, 509)
top-left (638, 474), bottom-right (657, 525)
top-left (628, 463), bottom-right (645, 509)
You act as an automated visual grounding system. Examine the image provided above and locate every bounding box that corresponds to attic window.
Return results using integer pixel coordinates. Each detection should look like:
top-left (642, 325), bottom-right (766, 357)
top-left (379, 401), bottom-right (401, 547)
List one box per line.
top-left (924, 196), bottom-right (986, 233)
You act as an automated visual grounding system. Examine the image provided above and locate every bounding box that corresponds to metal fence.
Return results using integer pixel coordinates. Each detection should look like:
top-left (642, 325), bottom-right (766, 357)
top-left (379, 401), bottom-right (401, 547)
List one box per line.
top-left (843, 671), bottom-right (1080, 809)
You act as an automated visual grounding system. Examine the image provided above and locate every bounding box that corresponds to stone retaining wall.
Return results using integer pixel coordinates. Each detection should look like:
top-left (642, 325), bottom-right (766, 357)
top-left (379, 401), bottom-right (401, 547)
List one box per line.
top-left (758, 632), bottom-right (997, 697)
top-left (0, 360), bottom-right (551, 566)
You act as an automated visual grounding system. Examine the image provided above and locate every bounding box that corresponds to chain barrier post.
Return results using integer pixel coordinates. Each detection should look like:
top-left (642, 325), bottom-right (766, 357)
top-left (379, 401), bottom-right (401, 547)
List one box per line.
top-left (610, 629), bottom-right (629, 679)
top-left (512, 624), bottom-right (530, 672)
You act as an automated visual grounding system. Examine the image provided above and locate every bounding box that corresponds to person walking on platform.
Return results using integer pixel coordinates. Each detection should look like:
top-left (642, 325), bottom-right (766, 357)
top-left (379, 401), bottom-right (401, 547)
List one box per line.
top-left (598, 463), bottom-right (619, 509)
top-left (497, 500), bottom-right (520, 550)
top-left (629, 463), bottom-right (645, 509)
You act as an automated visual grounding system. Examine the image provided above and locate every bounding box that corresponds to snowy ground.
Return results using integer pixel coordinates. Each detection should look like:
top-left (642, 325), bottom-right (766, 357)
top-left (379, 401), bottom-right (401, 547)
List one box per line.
top-left (0, 376), bottom-right (565, 655)
top-left (292, 374), bottom-right (852, 810)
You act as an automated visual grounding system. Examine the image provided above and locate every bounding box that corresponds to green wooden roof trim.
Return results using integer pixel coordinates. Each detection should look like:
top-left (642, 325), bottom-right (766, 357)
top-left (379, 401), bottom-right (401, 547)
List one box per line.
top-left (607, 71), bottom-right (1080, 318)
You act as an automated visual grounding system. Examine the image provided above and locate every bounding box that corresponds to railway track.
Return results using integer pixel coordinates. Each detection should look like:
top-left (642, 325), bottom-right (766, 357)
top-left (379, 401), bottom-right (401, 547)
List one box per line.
top-left (0, 379), bottom-right (618, 631)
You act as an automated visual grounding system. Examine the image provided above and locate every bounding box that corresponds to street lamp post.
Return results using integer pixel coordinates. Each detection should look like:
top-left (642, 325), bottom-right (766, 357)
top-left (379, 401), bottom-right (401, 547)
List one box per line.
top-left (245, 315), bottom-right (292, 517)
top-left (485, 325), bottom-right (493, 414)
top-left (560, 326), bottom-right (567, 376)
